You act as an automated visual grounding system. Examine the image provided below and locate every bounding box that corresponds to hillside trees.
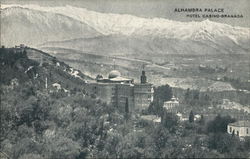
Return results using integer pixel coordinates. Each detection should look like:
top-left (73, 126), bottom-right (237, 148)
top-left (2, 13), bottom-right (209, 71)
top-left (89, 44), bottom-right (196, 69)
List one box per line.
top-left (189, 110), bottom-right (194, 123)
top-left (161, 112), bottom-right (179, 133)
top-left (148, 84), bottom-right (172, 115)
top-left (0, 66), bottom-right (117, 159)
top-left (0, 48), bottom-right (27, 67)
top-left (207, 115), bottom-right (236, 133)
top-left (184, 88), bottom-right (211, 107)
top-left (2, 80), bottom-right (250, 158)
top-left (1, 47), bottom-right (250, 158)
top-left (207, 133), bottom-right (246, 157)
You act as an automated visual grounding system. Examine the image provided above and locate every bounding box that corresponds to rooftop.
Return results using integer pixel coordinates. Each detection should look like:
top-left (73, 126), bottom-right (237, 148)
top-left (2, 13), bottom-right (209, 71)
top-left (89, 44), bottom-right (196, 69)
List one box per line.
top-left (109, 76), bottom-right (132, 82)
top-left (164, 96), bottom-right (179, 104)
top-left (140, 115), bottom-right (161, 123)
top-left (228, 120), bottom-right (250, 127)
top-left (95, 70), bottom-right (134, 83)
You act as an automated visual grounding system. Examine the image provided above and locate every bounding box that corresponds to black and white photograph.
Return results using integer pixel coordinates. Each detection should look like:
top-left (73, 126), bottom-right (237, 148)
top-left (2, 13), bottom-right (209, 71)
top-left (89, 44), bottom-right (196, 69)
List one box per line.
top-left (0, 0), bottom-right (250, 158)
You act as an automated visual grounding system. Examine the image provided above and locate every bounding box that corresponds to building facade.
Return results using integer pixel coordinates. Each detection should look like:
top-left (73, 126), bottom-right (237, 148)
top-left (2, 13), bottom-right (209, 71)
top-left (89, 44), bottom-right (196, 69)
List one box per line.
top-left (85, 70), bottom-right (153, 113)
top-left (227, 121), bottom-right (250, 138)
top-left (163, 96), bottom-right (180, 113)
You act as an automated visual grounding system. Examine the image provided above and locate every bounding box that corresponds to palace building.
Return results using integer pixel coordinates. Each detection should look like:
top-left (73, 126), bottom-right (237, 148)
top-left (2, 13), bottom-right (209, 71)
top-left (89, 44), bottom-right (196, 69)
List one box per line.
top-left (227, 120), bottom-right (250, 138)
top-left (85, 69), bottom-right (153, 113)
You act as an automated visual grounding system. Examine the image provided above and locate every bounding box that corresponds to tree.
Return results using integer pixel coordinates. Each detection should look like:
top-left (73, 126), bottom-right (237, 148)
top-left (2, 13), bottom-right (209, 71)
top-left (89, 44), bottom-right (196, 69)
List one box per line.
top-left (161, 112), bottom-right (179, 133)
top-left (12, 137), bottom-right (40, 159)
top-left (153, 85), bottom-right (173, 103)
top-left (100, 132), bottom-right (122, 158)
top-left (148, 84), bottom-right (172, 116)
top-left (152, 125), bottom-right (170, 150)
top-left (243, 137), bottom-right (250, 150)
top-left (198, 114), bottom-right (205, 125)
top-left (208, 133), bottom-right (240, 154)
top-left (207, 115), bottom-right (236, 133)
top-left (232, 130), bottom-right (235, 137)
top-left (189, 110), bottom-right (194, 123)
top-left (124, 98), bottom-right (129, 120)
top-left (19, 153), bottom-right (44, 159)
top-left (116, 132), bottom-right (145, 158)
top-left (184, 88), bottom-right (190, 101)
top-left (48, 136), bottom-right (81, 159)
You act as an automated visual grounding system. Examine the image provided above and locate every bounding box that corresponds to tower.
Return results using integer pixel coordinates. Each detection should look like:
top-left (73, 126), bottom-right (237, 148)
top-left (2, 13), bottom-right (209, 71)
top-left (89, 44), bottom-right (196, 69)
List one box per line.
top-left (140, 65), bottom-right (147, 84)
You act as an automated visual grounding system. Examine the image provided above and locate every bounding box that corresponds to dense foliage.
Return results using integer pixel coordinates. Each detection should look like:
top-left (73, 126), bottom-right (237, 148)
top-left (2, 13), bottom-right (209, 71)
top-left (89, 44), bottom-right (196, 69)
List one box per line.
top-left (207, 115), bottom-right (236, 133)
top-left (148, 84), bottom-right (172, 116)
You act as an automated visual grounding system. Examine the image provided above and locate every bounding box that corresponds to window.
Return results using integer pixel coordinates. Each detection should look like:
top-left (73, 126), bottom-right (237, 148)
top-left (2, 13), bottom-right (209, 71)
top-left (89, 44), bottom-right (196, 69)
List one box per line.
top-left (247, 128), bottom-right (249, 134)
top-left (237, 131), bottom-right (239, 136)
top-left (230, 127), bottom-right (232, 133)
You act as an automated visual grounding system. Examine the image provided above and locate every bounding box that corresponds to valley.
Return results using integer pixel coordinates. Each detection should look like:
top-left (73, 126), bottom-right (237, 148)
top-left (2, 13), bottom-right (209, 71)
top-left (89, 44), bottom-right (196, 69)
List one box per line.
top-left (40, 47), bottom-right (250, 89)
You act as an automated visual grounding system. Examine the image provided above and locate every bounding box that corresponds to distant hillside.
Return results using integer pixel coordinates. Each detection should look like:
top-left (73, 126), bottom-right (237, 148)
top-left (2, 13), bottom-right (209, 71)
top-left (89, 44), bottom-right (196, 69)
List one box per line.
top-left (0, 47), bottom-right (92, 92)
top-left (39, 34), bottom-right (249, 59)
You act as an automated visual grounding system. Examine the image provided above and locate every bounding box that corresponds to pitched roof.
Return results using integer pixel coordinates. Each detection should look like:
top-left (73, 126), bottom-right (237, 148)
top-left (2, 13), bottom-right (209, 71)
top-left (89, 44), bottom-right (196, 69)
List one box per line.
top-left (228, 120), bottom-right (250, 127)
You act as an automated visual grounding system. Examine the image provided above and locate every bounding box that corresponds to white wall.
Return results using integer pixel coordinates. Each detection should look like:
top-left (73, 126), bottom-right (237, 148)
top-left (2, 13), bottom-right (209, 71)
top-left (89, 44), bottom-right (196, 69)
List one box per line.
top-left (227, 125), bottom-right (250, 137)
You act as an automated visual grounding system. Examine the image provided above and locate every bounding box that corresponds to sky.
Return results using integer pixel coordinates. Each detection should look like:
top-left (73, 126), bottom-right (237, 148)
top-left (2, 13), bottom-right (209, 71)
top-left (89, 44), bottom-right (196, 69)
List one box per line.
top-left (1, 0), bottom-right (250, 27)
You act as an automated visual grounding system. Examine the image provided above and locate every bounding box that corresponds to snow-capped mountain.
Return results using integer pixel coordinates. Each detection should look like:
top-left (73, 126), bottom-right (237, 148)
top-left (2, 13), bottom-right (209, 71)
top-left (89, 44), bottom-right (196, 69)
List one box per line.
top-left (1, 4), bottom-right (250, 55)
top-left (1, 6), bottom-right (101, 47)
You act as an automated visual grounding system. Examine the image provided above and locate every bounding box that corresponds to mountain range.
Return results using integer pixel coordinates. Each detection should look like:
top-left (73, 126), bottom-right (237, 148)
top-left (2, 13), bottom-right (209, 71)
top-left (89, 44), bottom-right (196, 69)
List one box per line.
top-left (1, 4), bottom-right (250, 56)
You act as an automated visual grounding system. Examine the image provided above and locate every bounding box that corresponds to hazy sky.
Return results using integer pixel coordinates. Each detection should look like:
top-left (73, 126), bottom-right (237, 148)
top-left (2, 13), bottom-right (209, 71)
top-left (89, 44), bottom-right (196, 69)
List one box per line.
top-left (1, 0), bottom-right (250, 27)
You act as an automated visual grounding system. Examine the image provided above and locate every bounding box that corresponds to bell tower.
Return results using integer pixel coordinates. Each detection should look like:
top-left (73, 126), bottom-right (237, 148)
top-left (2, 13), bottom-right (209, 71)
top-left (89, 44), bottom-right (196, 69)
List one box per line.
top-left (134, 65), bottom-right (153, 111)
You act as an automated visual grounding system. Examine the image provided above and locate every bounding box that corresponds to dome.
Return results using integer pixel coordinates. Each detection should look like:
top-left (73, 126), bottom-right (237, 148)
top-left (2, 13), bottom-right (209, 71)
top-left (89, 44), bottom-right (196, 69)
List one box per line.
top-left (108, 70), bottom-right (121, 79)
